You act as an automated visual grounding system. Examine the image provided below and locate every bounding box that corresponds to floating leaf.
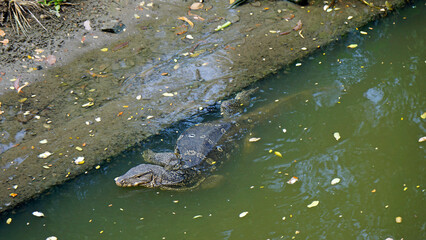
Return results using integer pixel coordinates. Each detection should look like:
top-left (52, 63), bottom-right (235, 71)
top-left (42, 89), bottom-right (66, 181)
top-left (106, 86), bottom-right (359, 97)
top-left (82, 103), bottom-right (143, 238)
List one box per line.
top-left (249, 137), bottom-right (261, 142)
top-left (39, 139), bottom-right (48, 144)
top-left (6, 218), bottom-right (12, 224)
top-left (75, 146), bottom-right (83, 151)
top-left (395, 216), bottom-right (402, 223)
top-left (162, 93), bottom-right (174, 97)
top-left (239, 211), bottom-right (249, 218)
top-left (32, 211), bottom-right (45, 217)
top-left (333, 132), bottom-right (341, 141)
top-left (421, 112), bottom-right (426, 119)
top-left (331, 178), bottom-right (341, 185)
top-left (178, 16), bottom-right (194, 28)
top-left (418, 136), bottom-right (426, 143)
top-left (287, 176), bottom-right (298, 184)
top-left (100, 48), bottom-right (108, 52)
top-left (274, 151), bottom-right (283, 158)
top-left (0, 29), bottom-right (5, 37)
top-left (46, 237), bottom-right (58, 240)
top-left (9, 193), bottom-right (17, 198)
top-left (193, 215), bottom-right (203, 219)
top-left (307, 200), bottom-right (319, 208)
top-left (38, 151), bottom-right (52, 159)
top-left (347, 44), bottom-right (358, 49)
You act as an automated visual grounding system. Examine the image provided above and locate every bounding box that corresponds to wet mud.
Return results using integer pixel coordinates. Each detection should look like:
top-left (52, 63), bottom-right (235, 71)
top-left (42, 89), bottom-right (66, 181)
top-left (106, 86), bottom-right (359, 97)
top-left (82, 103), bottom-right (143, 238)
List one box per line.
top-left (0, 0), bottom-right (408, 213)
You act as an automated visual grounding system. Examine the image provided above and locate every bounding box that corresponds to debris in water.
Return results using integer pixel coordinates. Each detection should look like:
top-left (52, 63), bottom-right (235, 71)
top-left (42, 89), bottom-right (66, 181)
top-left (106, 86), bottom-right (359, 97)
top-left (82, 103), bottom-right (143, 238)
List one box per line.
top-left (347, 44), bottom-right (358, 49)
top-left (307, 200), bottom-right (319, 208)
top-left (239, 211), bottom-right (249, 218)
top-left (9, 193), bottom-right (17, 198)
top-left (38, 151), bottom-right (52, 159)
top-left (46, 237), bottom-right (58, 240)
top-left (418, 136), bottom-right (426, 143)
top-left (6, 218), bottom-right (12, 224)
top-left (287, 176), bottom-right (298, 184)
top-left (274, 151), bottom-right (283, 158)
top-left (32, 211), bottom-right (45, 217)
top-left (421, 112), bottom-right (426, 119)
top-left (331, 178), bottom-right (341, 185)
top-left (39, 139), bottom-right (48, 144)
top-left (162, 93), bottom-right (174, 97)
top-left (193, 215), bottom-right (203, 219)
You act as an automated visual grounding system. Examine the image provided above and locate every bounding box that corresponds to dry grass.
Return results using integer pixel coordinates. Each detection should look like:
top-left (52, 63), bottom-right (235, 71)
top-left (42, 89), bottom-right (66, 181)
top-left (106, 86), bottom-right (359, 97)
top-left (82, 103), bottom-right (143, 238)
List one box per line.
top-left (8, 0), bottom-right (47, 35)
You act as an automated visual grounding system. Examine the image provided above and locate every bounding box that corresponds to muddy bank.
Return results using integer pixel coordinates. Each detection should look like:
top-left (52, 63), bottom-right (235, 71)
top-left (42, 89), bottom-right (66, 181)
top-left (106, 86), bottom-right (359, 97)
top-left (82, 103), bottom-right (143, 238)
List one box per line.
top-left (0, 0), bottom-right (408, 213)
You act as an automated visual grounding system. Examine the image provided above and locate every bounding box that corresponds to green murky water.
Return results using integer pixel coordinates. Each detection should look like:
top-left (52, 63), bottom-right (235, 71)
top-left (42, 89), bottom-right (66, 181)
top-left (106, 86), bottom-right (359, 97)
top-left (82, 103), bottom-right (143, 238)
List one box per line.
top-left (1, 4), bottom-right (425, 240)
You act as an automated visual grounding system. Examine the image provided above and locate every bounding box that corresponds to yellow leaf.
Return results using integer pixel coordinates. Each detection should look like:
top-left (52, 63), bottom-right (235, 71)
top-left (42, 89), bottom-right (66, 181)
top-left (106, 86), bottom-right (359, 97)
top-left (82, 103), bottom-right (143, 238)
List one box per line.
top-left (274, 151), bottom-right (283, 157)
top-left (395, 216), bottom-right (402, 223)
top-left (6, 218), bottom-right (12, 224)
top-left (347, 44), bottom-right (358, 49)
top-left (421, 112), bottom-right (426, 119)
top-left (177, 17), bottom-right (194, 28)
top-left (100, 48), bottom-right (108, 52)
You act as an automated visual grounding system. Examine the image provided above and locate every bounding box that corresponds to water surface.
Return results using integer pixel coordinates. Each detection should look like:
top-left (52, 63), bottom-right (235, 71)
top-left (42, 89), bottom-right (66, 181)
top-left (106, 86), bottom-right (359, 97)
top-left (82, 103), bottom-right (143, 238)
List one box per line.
top-left (0, 3), bottom-right (424, 240)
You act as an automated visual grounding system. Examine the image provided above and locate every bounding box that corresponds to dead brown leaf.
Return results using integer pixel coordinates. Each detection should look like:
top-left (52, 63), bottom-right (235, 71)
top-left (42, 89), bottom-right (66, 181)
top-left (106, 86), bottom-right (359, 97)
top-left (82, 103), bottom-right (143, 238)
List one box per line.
top-left (0, 29), bottom-right (5, 37)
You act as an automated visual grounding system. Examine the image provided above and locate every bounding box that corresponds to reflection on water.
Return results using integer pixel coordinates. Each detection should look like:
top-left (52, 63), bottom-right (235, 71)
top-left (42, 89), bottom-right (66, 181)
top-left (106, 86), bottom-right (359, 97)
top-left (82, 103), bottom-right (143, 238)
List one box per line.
top-left (0, 3), bottom-right (424, 240)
